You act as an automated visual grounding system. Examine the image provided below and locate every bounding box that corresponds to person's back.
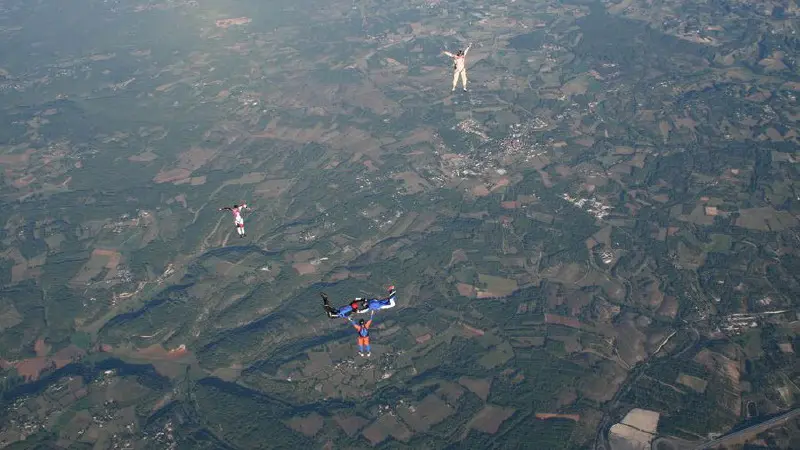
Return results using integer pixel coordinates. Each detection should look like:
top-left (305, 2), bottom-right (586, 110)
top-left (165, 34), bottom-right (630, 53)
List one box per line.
top-left (454, 51), bottom-right (466, 71)
top-left (231, 204), bottom-right (247, 219)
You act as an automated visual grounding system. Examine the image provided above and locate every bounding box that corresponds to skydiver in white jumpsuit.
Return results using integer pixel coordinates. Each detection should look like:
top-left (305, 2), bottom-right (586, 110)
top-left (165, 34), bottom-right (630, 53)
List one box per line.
top-left (443, 43), bottom-right (472, 92)
top-left (219, 203), bottom-right (248, 237)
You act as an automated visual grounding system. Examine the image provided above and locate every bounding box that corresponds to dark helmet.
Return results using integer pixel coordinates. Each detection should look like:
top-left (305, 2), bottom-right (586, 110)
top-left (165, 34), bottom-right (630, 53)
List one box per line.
top-left (359, 319), bottom-right (366, 325)
top-left (456, 50), bottom-right (464, 56)
top-left (233, 204), bottom-right (239, 208)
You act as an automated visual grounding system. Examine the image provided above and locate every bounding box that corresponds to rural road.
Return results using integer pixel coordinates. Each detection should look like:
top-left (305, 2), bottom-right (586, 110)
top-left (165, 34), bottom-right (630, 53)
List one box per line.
top-left (692, 407), bottom-right (800, 449)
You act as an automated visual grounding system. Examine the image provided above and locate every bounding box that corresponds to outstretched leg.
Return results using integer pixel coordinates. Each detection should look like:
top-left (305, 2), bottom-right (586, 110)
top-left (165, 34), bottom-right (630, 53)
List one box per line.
top-left (235, 217), bottom-right (246, 237)
top-left (452, 70), bottom-right (460, 91)
top-left (379, 286), bottom-right (397, 309)
top-left (460, 70), bottom-right (468, 91)
top-left (373, 296), bottom-right (395, 310)
top-left (321, 293), bottom-right (339, 319)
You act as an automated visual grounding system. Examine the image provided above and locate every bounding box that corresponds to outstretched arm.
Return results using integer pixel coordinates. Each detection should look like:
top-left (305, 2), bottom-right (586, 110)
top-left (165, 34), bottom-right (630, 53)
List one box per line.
top-left (361, 310), bottom-right (374, 328)
top-left (464, 43), bottom-right (472, 56)
top-left (442, 51), bottom-right (455, 58)
top-left (346, 317), bottom-right (358, 329)
top-left (219, 206), bottom-right (233, 211)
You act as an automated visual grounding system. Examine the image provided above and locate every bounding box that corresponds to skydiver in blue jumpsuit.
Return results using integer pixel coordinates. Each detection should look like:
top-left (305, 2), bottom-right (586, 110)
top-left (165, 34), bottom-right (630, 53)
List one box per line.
top-left (320, 286), bottom-right (397, 319)
top-left (362, 285), bottom-right (396, 313)
top-left (321, 294), bottom-right (363, 319)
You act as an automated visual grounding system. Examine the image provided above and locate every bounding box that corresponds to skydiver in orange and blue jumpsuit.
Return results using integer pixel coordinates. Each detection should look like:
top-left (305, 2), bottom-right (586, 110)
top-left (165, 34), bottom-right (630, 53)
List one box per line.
top-left (348, 312), bottom-right (373, 357)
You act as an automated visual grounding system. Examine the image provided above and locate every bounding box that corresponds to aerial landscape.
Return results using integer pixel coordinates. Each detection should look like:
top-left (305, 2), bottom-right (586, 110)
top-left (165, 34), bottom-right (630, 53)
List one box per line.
top-left (0, 0), bottom-right (798, 448)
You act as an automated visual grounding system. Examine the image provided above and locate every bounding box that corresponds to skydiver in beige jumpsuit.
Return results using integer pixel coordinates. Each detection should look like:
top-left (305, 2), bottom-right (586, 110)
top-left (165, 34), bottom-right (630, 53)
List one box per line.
top-left (443, 43), bottom-right (472, 92)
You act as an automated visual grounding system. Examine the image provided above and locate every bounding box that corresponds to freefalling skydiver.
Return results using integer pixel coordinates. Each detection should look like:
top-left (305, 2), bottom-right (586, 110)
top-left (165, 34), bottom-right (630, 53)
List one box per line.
top-left (442, 43), bottom-right (472, 92)
top-left (321, 286), bottom-right (397, 319)
top-left (322, 294), bottom-right (363, 319)
top-left (218, 203), bottom-right (248, 237)
top-left (348, 311), bottom-right (374, 357)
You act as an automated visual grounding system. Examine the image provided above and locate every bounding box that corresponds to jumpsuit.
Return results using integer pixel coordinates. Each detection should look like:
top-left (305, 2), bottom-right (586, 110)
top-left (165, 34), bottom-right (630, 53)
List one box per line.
top-left (445, 46), bottom-right (471, 91)
top-left (221, 204), bottom-right (247, 236)
top-left (339, 301), bottom-right (361, 318)
top-left (353, 319), bottom-right (372, 354)
top-left (363, 285), bottom-right (398, 312)
top-left (323, 288), bottom-right (394, 319)
top-left (367, 295), bottom-right (395, 312)
top-left (230, 207), bottom-right (244, 228)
